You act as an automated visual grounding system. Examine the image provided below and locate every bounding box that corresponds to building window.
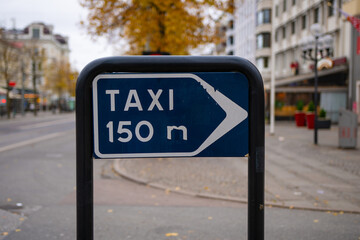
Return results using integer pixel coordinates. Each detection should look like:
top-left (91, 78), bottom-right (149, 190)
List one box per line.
top-left (257, 12), bottom-right (262, 26)
top-left (257, 9), bottom-right (271, 26)
top-left (228, 51), bottom-right (234, 55)
top-left (32, 28), bottom-right (40, 39)
top-left (275, 5), bottom-right (279, 17)
top-left (283, 26), bottom-right (286, 39)
top-left (264, 57), bottom-right (269, 68)
top-left (228, 35), bottom-right (234, 45)
top-left (328, 0), bottom-right (334, 17)
top-left (257, 35), bottom-right (262, 49)
top-left (275, 30), bottom-right (278, 42)
top-left (256, 57), bottom-right (269, 70)
top-left (43, 27), bottom-right (50, 35)
top-left (292, 0), bottom-right (296, 6)
top-left (291, 21), bottom-right (295, 35)
top-left (302, 15), bottom-right (306, 29)
top-left (264, 9), bottom-right (271, 23)
top-left (314, 7), bottom-right (319, 23)
top-left (228, 20), bottom-right (234, 29)
top-left (283, 0), bottom-right (287, 12)
top-left (256, 33), bottom-right (271, 49)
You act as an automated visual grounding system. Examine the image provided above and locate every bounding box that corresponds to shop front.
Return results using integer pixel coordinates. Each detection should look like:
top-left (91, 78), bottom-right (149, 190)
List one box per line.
top-left (267, 57), bottom-right (348, 123)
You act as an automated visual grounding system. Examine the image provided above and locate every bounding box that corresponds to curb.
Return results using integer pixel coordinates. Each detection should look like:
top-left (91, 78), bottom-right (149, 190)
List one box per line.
top-left (112, 160), bottom-right (360, 214)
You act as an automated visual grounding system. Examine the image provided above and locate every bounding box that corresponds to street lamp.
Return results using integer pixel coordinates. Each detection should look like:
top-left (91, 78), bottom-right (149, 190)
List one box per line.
top-left (301, 23), bottom-right (334, 145)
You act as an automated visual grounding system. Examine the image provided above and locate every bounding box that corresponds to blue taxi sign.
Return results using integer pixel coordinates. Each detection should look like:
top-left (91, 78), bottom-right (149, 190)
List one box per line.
top-left (92, 72), bottom-right (249, 158)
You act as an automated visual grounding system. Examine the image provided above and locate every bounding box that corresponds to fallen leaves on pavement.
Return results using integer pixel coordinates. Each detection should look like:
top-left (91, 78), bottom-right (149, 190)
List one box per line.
top-left (165, 232), bottom-right (179, 237)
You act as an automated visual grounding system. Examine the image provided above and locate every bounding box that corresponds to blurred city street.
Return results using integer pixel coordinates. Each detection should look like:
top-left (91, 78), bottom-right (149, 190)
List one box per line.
top-left (0, 113), bottom-right (360, 239)
top-left (1, 0), bottom-right (360, 239)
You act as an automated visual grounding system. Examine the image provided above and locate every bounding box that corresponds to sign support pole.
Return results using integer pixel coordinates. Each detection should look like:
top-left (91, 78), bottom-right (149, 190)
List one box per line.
top-left (76, 69), bottom-right (94, 240)
top-left (248, 72), bottom-right (265, 240)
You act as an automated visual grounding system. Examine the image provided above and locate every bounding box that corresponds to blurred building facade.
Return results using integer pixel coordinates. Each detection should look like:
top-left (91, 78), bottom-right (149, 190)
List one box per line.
top-left (226, 0), bottom-right (256, 59)
top-left (343, 0), bottom-right (360, 120)
top-left (256, 0), bottom-right (273, 83)
top-left (225, 16), bottom-right (236, 56)
top-left (271, 0), bottom-right (351, 122)
top-left (225, 0), bottom-right (272, 82)
top-left (1, 22), bottom-right (70, 111)
top-left (224, 0), bottom-right (359, 122)
top-left (0, 33), bottom-right (23, 116)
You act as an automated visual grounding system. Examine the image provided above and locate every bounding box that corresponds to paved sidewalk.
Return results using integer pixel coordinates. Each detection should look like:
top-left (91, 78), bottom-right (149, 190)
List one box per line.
top-left (114, 122), bottom-right (360, 213)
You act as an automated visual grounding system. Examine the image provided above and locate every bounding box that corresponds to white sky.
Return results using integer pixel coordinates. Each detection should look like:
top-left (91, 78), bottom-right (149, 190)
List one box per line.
top-left (0, 0), bottom-right (115, 72)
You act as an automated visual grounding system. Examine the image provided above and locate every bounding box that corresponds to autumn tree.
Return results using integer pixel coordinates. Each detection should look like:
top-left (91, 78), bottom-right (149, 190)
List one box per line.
top-left (0, 30), bottom-right (21, 119)
top-left (45, 60), bottom-right (77, 111)
top-left (80, 0), bottom-right (233, 55)
top-left (67, 69), bottom-right (78, 97)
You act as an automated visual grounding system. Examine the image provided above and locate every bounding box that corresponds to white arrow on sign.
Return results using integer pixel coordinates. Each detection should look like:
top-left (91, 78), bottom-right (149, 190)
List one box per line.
top-left (93, 73), bottom-right (248, 158)
top-left (191, 74), bottom-right (248, 156)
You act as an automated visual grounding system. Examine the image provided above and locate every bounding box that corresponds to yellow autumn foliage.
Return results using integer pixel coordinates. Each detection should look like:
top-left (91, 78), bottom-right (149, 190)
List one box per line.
top-left (80, 0), bottom-right (233, 54)
top-left (45, 61), bottom-right (77, 97)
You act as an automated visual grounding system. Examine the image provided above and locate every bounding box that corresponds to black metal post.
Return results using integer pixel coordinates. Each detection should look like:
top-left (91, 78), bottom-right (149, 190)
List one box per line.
top-left (314, 36), bottom-right (319, 145)
top-left (76, 70), bottom-right (94, 240)
top-left (248, 80), bottom-right (265, 240)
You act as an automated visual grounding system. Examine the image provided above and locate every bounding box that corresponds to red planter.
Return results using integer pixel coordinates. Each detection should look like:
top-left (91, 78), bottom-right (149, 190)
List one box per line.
top-left (294, 112), bottom-right (306, 127)
top-left (306, 113), bottom-right (315, 129)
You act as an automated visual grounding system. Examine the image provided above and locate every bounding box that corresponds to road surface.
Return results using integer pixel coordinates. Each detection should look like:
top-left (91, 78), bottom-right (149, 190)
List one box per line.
top-left (0, 113), bottom-right (359, 239)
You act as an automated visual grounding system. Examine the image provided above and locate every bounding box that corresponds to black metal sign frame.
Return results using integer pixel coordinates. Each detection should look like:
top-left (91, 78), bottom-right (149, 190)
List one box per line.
top-left (76, 56), bottom-right (264, 240)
